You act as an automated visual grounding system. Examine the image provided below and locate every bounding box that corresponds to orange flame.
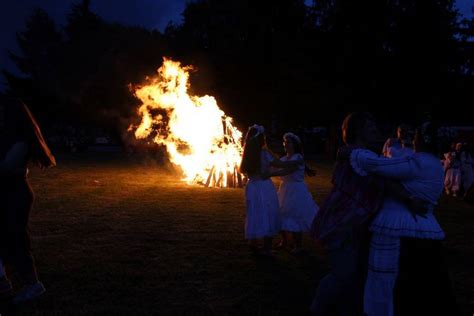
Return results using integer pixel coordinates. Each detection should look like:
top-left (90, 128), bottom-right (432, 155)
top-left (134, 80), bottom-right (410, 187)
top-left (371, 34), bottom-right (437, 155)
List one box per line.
top-left (129, 58), bottom-right (243, 187)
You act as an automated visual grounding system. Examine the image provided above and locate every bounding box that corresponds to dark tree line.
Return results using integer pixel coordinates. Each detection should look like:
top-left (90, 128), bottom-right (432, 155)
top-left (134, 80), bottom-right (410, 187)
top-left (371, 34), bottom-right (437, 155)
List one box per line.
top-left (2, 0), bottom-right (474, 135)
top-left (2, 0), bottom-right (170, 131)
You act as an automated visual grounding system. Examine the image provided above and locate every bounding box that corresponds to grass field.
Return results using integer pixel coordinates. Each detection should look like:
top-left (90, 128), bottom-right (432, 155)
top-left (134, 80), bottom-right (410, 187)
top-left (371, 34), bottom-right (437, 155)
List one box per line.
top-left (2, 153), bottom-right (473, 315)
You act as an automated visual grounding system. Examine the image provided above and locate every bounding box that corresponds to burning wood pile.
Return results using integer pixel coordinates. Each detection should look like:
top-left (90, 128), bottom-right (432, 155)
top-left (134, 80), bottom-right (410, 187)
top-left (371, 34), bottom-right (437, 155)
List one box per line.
top-left (128, 58), bottom-right (245, 188)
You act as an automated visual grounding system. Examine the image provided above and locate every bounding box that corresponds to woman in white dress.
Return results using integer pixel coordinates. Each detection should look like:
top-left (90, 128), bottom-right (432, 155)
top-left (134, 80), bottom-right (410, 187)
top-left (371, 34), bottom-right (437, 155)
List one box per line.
top-left (349, 122), bottom-right (458, 316)
top-left (444, 143), bottom-right (462, 197)
top-left (269, 133), bottom-right (319, 254)
top-left (386, 129), bottom-right (414, 158)
top-left (240, 125), bottom-right (301, 256)
top-left (382, 124), bottom-right (410, 157)
top-left (460, 144), bottom-right (474, 195)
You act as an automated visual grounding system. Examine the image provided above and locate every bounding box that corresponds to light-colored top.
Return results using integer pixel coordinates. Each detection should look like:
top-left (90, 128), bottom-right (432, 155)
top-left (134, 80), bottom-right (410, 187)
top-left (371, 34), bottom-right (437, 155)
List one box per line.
top-left (350, 149), bottom-right (445, 239)
top-left (382, 138), bottom-right (401, 157)
top-left (280, 153), bottom-right (305, 183)
top-left (444, 151), bottom-right (461, 169)
top-left (387, 146), bottom-right (413, 159)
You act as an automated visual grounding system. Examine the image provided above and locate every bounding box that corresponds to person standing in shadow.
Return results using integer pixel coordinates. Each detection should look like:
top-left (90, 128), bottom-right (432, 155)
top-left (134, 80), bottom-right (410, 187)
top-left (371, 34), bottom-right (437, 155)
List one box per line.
top-left (0, 96), bottom-right (56, 305)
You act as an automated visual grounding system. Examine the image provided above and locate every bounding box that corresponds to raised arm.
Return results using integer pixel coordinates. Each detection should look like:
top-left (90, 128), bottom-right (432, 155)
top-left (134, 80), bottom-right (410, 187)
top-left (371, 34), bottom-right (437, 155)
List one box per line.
top-left (265, 153), bottom-right (303, 177)
top-left (266, 165), bottom-right (299, 178)
top-left (350, 149), bottom-right (418, 180)
top-left (270, 158), bottom-right (302, 169)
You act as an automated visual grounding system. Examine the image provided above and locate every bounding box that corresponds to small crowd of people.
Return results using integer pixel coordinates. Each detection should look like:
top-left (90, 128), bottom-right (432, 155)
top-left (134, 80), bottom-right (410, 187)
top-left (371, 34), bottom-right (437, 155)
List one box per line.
top-left (46, 124), bottom-right (89, 153)
top-left (443, 142), bottom-right (474, 198)
top-left (240, 113), bottom-right (460, 316)
top-left (383, 123), bottom-right (474, 199)
top-left (240, 127), bottom-right (319, 256)
top-left (0, 96), bottom-right (464, 315)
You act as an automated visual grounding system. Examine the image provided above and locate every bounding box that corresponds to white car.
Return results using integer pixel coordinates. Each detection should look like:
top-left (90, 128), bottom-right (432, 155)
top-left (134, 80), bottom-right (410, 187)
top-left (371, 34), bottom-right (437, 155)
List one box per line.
top-left (94, 136), bottom-right (110, 145)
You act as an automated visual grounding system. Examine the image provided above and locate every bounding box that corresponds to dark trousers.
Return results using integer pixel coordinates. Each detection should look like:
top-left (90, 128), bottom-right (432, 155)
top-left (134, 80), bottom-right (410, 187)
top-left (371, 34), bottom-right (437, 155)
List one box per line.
top-left (0, 178), bottom-right (38, 284)
top-left (311, 227), bottom-right (370, 316)
top-left (394, 238), bottom-right (460, 316)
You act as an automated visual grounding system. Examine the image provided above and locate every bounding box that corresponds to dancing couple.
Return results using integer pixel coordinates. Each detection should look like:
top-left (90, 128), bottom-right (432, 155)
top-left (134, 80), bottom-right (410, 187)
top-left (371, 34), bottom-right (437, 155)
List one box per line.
top-left (311, 113), bottom-right (459, 316)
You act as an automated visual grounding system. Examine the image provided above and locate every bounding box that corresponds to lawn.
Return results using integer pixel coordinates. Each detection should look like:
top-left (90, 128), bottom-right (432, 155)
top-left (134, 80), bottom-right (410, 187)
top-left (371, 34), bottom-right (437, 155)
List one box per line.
top-left (2, 153), bottom-right (473, 315)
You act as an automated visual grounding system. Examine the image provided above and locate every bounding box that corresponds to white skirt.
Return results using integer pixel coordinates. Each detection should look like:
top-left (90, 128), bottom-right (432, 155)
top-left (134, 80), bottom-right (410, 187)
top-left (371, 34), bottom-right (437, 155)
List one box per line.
top-left (370, 198), bottom-right (445, 240)
top-left (245, 178), bottom-right (281, 239)
top-left (445, 168), bottom-right (461, 192)
top-left (278, 181), bottom-right (319, 232)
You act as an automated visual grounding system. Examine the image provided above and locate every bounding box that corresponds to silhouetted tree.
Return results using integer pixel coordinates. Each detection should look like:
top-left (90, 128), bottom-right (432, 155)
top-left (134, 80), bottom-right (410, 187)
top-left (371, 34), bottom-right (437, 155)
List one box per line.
top-left (3, 0), bottom-right (171, 129)
top-left (2, 0), bottom-right (473, 134)
top-left (2, 8), bottom-right (63, 116)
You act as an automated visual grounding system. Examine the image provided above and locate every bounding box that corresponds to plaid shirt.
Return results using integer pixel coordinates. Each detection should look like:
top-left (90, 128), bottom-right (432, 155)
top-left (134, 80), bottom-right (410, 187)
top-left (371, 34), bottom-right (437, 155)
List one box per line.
top-left (311, 147), bottom-right (385, 244)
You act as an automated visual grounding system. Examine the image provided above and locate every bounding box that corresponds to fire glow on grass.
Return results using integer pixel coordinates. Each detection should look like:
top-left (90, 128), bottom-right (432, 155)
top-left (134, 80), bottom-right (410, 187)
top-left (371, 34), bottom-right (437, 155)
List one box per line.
top-left (129, 58), bottom-right (244, 187)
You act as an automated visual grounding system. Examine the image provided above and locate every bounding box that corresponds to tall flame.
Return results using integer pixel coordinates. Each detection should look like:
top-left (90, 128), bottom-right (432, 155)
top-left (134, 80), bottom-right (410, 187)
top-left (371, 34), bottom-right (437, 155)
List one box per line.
top-left (129, 58), bottom-right (244, 187)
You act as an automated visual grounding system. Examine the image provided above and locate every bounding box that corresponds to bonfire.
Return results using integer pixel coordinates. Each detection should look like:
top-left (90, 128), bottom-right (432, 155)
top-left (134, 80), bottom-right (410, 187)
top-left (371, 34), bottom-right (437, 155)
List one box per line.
top-left (129, 58), bottom-right (244, 188)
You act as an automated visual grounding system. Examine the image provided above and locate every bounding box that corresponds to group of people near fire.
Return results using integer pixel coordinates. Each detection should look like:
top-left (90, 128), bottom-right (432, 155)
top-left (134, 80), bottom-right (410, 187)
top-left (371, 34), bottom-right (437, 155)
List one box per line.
top-left (0, 96), bottom-right (463, 315)
top-left (240, 113), bottom-right (459, 315)
top-left (384, 124), bottom-right (474, 198)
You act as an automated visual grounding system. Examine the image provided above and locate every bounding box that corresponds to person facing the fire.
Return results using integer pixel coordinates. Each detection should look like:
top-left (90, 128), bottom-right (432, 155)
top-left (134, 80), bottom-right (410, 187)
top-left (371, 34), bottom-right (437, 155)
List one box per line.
top-left (0, 96), bottom-right (56, 304)
top-left (239, 124), bottom-right (301, 256)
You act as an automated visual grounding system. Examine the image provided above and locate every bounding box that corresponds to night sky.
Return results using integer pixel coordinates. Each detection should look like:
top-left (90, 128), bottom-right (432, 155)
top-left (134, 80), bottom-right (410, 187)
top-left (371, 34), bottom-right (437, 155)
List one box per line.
top-left (0, 0), bottom-right (186, 90)
top-left (0, 0), bottom-right (473, 91)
